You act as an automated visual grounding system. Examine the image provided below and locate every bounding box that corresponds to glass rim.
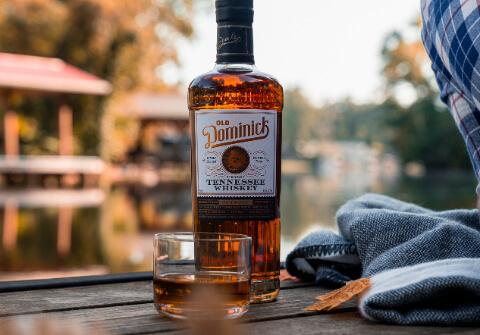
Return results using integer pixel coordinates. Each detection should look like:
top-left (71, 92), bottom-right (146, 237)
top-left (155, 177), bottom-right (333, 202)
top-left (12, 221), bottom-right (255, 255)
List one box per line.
top-left (154, 232), bottom-right (252, 242)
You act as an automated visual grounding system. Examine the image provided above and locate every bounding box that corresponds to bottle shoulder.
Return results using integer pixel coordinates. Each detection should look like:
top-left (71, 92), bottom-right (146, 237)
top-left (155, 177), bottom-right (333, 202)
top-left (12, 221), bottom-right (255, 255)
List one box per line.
top-left (188, 66), bottom-right (283, 89)
top-left (188, 64), bottom-right (283, 111)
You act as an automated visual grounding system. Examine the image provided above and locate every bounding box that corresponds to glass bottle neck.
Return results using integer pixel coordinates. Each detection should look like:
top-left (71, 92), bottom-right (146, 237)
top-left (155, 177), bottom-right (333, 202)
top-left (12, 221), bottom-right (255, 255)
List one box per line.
top-left (216, 23), bottom-right (255, 64)
top-left (214, 63), bottom-right (255, 72)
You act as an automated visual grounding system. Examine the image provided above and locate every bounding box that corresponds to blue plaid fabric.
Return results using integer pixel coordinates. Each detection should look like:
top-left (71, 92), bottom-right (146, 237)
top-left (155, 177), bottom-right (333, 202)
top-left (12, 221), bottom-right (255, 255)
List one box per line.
top-left (421, 0), bottom-right (480, 192)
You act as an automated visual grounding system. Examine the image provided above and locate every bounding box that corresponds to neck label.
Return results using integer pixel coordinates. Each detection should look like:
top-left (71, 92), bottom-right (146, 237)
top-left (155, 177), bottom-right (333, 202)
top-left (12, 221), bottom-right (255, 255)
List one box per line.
top-left (216, 25), bottom-right (254, 62)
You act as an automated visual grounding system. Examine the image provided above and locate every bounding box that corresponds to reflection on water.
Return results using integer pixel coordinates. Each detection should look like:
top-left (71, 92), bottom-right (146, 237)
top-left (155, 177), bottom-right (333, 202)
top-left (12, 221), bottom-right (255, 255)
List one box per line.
top-left (0, 169), bottom-right (477, 281)
top-left (280, 170), bottom-right (478, 259)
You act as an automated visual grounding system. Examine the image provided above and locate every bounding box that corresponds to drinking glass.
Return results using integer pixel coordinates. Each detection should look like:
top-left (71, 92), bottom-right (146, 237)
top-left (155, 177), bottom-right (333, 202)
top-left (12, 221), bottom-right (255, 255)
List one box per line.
top-left (153, 232), bottom-right (252, 319)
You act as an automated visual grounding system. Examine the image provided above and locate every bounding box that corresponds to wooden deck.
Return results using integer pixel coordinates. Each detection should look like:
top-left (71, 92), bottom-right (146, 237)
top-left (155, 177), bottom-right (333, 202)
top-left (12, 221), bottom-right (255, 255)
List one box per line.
top-left (0, 155), bottom-right (106, 187)
top-left (0, 274), bottom-right (477, 334)
top-left (0, 188), bottom-right (105, 207)
top-left (0, 155), bottom-right (105, 174)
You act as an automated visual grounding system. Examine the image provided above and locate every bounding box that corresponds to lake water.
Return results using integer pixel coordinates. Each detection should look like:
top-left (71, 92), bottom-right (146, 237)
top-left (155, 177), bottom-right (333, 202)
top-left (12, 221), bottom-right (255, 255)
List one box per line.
top-left (0, 168), bottom-right (477, 281)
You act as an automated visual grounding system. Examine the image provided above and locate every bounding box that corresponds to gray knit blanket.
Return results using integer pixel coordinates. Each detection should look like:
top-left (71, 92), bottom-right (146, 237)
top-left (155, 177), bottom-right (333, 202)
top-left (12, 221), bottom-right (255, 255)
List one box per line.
top-left (285, 193), bottom-right (480, 325)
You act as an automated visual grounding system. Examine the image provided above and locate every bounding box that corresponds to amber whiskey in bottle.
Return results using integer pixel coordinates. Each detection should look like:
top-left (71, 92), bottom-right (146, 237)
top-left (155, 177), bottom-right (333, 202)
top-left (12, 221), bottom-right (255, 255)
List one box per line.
top-left (188, 0), bottom-right (283, 303)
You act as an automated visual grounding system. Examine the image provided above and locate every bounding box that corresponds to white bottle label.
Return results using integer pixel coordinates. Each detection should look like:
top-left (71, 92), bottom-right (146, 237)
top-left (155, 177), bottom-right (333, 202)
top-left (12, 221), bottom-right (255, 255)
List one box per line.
top-left (195, 110), bottom-right (277, 197)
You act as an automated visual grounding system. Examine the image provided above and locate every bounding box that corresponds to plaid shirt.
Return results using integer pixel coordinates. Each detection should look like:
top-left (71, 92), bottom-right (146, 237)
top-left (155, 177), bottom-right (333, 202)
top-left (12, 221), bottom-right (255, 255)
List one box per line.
top-left (421, 0), bottom-right (480, 192)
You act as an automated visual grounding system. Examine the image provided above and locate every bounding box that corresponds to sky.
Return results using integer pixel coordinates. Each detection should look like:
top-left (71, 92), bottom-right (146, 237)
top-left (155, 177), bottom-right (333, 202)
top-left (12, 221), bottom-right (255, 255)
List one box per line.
top-left (161, 0), bottom-right (422, 107)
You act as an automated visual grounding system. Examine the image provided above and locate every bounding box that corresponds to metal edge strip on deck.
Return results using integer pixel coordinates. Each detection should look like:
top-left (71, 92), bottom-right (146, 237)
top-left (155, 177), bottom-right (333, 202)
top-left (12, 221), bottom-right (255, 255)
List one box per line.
top-left (0, 262), bottom-right (289, 293)
top-left (0, 271), bottom-right (153, 293)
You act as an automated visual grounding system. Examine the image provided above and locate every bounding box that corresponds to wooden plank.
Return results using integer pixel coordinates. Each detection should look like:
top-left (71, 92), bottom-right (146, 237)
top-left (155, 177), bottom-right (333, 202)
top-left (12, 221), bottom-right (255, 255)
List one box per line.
top-left (279, 280), bottom-right (316, 289)
top-left (1, 300), bottom-right (475, 335)
top-left (0, 281), bottom-right (153, 316)
top-left (0, 282), bottom-right (357, 335)
top-left (0, 304), bottom-right (185, 334)
top-left (0, 281), bottom-right (344, 317)
top-left (0, 281), bottom-right (347, 313)
top-left (171, 312), bottom-right (480, 335)
top-left (1, 282), bottom-right (475, 334)
top-left (0, 301), bottom-right (354, 335)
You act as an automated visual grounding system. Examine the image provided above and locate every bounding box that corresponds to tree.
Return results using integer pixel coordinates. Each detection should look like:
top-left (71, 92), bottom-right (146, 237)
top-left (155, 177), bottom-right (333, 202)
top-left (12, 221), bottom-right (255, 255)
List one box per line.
top-left (327, 17), bottom-right (472, 169)
top-left (0, 0), bottom-right (195, 161)
top-left (282, 89), bottom-right (321, 158)
top-left (378, 17), bottom-right (471, 169)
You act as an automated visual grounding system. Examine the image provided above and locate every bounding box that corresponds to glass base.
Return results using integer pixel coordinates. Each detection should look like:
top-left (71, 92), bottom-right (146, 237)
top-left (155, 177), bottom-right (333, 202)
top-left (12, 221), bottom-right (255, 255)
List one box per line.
top-left (250, 278), bottom-right (280, 303)
top-left (155, 304), bottom-right (249, 319)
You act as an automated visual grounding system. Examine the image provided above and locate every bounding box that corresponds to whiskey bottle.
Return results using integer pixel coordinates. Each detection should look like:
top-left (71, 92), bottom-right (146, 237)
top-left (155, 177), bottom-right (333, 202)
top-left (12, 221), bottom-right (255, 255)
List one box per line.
top-left (188, 0), bottom-right (283, 303)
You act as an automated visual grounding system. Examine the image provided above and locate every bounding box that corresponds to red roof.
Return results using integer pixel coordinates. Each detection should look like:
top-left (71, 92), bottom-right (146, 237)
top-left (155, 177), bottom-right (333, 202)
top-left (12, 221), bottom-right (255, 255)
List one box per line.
top-left (0, 53), bottom-right (112, 95)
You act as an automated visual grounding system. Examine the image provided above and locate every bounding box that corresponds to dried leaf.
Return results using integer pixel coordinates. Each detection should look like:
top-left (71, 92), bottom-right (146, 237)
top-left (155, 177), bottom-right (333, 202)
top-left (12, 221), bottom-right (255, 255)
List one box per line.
top-left (279, 269), bottom-right (302, 282)
top-left (303, 277), bottom-right (372, 311)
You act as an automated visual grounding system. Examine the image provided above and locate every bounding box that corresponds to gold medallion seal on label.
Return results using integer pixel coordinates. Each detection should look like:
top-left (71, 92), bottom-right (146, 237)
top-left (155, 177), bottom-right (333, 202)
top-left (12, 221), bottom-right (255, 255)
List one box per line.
top-left (222, 146), bottom-right (250, 174)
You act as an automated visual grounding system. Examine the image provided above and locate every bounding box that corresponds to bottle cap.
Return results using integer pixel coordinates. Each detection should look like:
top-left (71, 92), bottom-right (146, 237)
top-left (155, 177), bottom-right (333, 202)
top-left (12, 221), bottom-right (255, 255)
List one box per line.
top-left (216, 0), bottom-right (254, 24)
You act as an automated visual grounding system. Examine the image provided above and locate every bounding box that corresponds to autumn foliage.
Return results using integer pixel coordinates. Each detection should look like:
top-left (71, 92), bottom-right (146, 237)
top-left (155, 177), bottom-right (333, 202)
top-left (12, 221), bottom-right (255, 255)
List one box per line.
top-left (304, 277), bottom-right (372, 312)
top-left (0, 0), bottom-right (195, 160)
